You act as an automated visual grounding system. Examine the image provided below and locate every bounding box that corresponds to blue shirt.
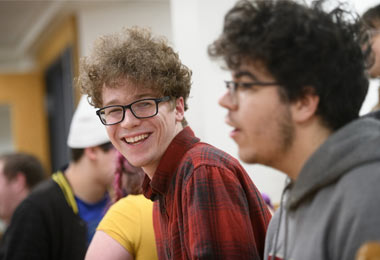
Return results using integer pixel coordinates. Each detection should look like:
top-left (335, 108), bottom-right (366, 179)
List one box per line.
top-left (75, 194), bottom-right (109, 245)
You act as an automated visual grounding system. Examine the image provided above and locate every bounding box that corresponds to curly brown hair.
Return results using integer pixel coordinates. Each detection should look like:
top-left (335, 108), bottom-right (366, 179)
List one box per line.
top-left (77, 27), bottom-right (192, 113)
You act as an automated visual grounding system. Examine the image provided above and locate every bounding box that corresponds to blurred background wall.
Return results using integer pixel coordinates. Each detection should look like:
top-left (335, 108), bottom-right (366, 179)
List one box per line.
top-left (0, 0), bottom-right (378, 208)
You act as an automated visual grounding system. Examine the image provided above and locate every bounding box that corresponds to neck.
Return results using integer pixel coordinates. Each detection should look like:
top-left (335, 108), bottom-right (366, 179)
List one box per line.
top-left (5, 189), bottom-right (29, 225)
top-left (64, 161), bottom-right (108, 203)
top-left (143, 167), bottom-right (155, 180)
top-left (143, 122), bottom-right (184, 179)
top-left (278, 121), bottom-right (332, 181)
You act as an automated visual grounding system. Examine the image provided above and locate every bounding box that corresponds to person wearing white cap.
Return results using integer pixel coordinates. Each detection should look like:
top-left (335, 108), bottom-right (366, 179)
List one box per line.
top-left (1, 95), bottom-right (117, 260)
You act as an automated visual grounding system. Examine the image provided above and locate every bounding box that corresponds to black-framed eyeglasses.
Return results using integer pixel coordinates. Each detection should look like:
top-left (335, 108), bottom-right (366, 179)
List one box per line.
top-left (96, 96), bottom-right (170, 125)
top-left (224, 80), bottom-right (278, 103)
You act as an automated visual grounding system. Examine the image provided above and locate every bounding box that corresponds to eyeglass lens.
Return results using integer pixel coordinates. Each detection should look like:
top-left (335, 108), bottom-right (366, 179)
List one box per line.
top-left (100, 99), bottom-right (158, 124)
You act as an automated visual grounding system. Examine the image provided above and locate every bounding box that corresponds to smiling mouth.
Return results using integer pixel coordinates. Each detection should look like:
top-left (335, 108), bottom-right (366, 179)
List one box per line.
top-left (124, 133), bottom-right (149, 144)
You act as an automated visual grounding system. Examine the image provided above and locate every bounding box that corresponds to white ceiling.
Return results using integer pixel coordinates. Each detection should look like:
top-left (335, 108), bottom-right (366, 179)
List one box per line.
top-left (0, 1), bottom-right (62, 70)
top-left (0, 0), bottom-right (168, 72)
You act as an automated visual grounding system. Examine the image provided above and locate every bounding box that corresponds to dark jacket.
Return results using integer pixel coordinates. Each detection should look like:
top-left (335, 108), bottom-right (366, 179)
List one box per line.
top-left (0, 173), bottom-right (87, 260)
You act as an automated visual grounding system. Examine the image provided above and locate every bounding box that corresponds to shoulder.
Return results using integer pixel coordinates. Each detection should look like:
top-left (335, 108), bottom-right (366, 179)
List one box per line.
top-left (324, 164), bottom-right (380, 259)
top-left (183, 142), bottom-right (241, 171)
top-left (183, 142), bottom-right (249, 178)
top-left (17, 179), bottom-right (58, 207)
top-left (362, 109), bottom-right (380, 121)
top-left (336, 163), bottom-right (380, 210)
top-left (25, 179), bottom-right (66, 208)
top-left (29, 179), bottom-right (61, 198)
top-left (315, 163), bottom-right (380, 242)
top-left (177, 143), bottom-right (254, 190)
top-left (5, 182), bottom-right (59, 237)
top-left (104, 195), bottom-right (153, 224)
top-left (335, 160), bottom-right (380, 195)
top-left (98, 195), bottom-right (151, 238)
top-left (13, 178), bottom-right (75, 222)
top-left (111, 194), bottom-right (153, 212)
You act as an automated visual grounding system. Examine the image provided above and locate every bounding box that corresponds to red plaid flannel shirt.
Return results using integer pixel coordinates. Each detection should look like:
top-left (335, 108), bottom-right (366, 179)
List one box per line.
top-left (143, 127), bottom-right (272, 259)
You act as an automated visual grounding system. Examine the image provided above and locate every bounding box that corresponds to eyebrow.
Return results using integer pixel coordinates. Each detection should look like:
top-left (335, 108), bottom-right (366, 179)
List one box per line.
top-left (103, 98), bottom-right (119, 106)
top-left (103, 92), bottom-right (157, 106)
top-left (135, 92), bottom-right (158, 99)
top-left (233, 71), bottom-right (259, 81)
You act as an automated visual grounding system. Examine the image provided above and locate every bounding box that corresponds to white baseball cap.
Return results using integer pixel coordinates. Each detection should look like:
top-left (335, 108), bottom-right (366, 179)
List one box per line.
top-left (67, 95), bottom-right (110, 148)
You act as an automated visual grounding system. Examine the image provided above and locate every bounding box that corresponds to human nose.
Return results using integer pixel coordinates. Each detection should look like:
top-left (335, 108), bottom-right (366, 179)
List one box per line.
top-left (119, 108), bottom-right (141, 128)
top-left (218, 89), bottom-right (237, 109)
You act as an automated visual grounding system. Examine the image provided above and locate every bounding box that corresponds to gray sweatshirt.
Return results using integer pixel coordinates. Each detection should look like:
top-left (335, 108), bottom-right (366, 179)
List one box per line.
top-left (265, 115), bottom-right (380, 260)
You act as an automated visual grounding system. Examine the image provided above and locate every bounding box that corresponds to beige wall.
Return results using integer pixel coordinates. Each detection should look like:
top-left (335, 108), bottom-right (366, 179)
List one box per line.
top-left (0, 15), bottom-right (78, 173)
top-left (0, 73), bottom-right (49, 170)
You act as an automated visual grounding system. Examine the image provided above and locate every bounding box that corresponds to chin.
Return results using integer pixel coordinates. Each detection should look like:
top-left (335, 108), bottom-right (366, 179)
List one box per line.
top-left (238, 150), bottom-right (257, 164)
top-left (127, 158), bottom-right (144, 168)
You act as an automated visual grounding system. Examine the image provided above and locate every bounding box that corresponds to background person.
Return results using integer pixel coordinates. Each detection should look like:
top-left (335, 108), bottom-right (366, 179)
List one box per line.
top-left (362, 3), bottom-right (380, 111)
top-left (86, 152), bottom-right (158, 260)
top-left (1, 95), bottom-right (117, 260)
top-left (0, 152), bottom-right (46, 258)
top-left (0, 153), bottom-right (46, 226)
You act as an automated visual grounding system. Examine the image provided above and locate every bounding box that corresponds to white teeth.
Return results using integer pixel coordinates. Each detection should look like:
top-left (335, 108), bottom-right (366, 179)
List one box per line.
top-left (125, 134), bottom-right (149, 144)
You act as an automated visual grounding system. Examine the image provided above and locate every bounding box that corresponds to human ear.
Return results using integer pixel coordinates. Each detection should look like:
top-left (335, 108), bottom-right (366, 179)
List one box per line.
top-left (84, 147), bottom-right (98, 161)
top-left (291, 90), bottom-right (320, 123)
top-left (174, 97), bottom-right (185, 122)
top-left (11, 172), bottom-right (27, 192)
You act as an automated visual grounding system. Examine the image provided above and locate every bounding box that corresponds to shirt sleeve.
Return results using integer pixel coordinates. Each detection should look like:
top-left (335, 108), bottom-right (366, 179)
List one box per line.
top-left (97, 197), bottom-right (141, 255)
top-left (2, 200), bottom-right (50, 260)
top-left (182, 164), bottom-right (265, 259)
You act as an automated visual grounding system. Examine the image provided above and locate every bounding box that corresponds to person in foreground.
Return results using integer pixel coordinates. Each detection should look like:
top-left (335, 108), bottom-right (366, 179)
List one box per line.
top-left (1, 95), bottom-right (117, 260)
top-left (86, 152), bottom-right (158, 260)
top-left (0, 153), bottom-right (46, 258)
top-left (78, 27), bottom-right (271, 259)
top-left (209, 0), bottom-right (380, 259)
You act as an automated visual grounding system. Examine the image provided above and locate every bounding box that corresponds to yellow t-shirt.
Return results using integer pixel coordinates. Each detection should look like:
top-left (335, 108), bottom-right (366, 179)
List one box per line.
top-left (97, 194), bottom-right (158, 260)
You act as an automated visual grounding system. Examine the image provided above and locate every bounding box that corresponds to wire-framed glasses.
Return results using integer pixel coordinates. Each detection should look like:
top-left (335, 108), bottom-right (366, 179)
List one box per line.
top-left (96, 96), bottom-right (170, 125)
top-left (224, 80), bottom-right (278, 103)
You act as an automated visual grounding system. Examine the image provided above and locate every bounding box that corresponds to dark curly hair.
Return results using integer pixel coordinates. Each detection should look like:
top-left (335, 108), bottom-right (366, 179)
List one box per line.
top-left (209, 0), bottom-right (370, 131)
top-left (77, 27), bottom-right (192, 120)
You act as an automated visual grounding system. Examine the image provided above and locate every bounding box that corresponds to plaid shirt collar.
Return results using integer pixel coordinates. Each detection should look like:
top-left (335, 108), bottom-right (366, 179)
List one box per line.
top-left (142, 126), bottom-right (200, 201)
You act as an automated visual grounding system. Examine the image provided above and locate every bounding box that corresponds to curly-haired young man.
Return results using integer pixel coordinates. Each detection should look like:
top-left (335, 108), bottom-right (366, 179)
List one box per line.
top-left (78, 27), bottom-right (271, 259)
top-left (209, 0), bottom-right (380, 259)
